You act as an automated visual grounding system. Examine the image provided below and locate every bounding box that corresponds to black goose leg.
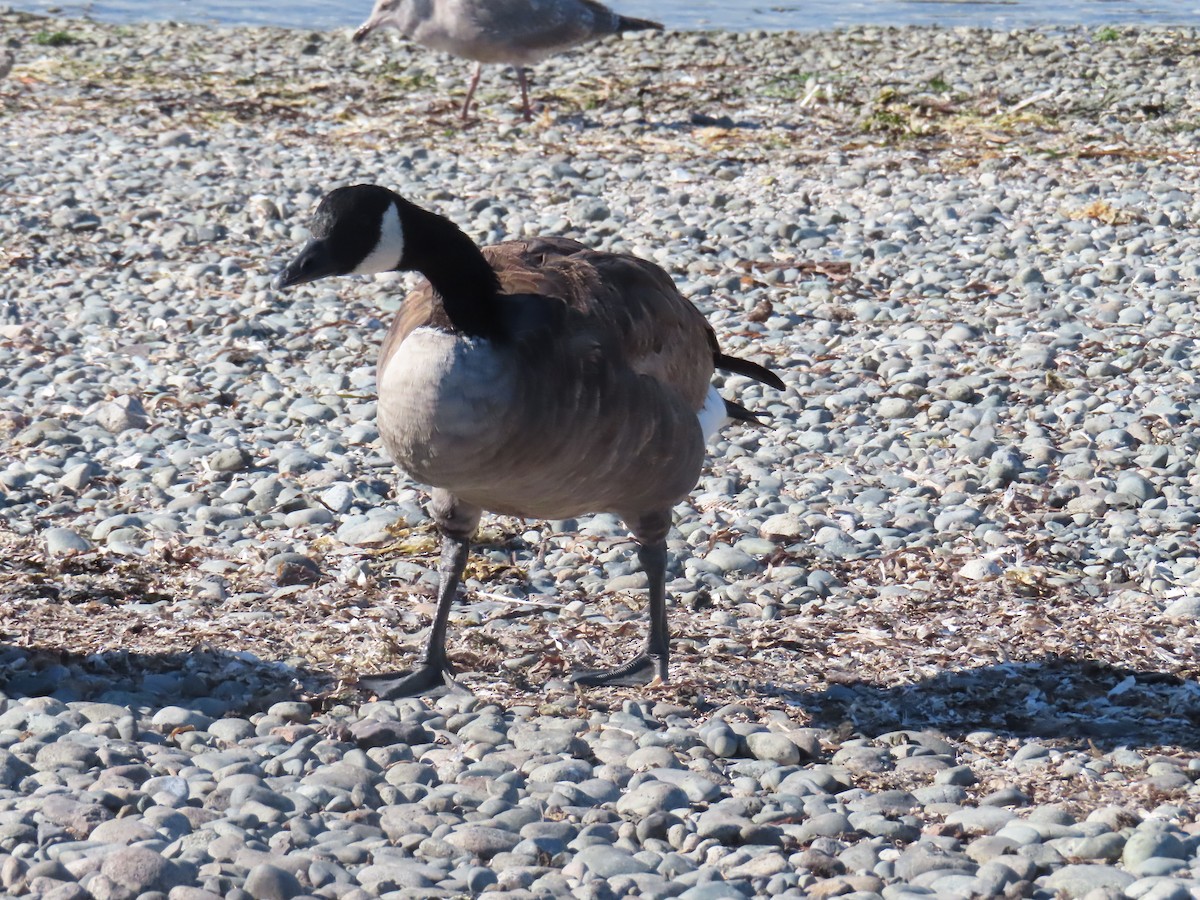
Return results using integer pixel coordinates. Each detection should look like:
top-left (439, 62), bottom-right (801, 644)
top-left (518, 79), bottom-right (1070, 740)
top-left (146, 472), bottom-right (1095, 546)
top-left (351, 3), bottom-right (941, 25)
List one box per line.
top-left (360, 491), bottom-right (480, 699)
top-left (358, 531), bottom-right (468, 698)
top-left (573, 528), bottom-right (672, 688)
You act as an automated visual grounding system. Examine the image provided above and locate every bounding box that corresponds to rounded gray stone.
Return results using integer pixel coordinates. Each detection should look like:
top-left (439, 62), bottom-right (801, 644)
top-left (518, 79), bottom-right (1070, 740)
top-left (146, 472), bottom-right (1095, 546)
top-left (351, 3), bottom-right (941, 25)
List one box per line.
top-left (572, 844), bottom-right (652, 877)
top-left (209, 447), bottom-right (252, 472)
top-left (878, 397), bottom-right (914, 419)
top-left (446, 826), bottom-right (521, 859)
top-left (616, 781), bottom-right (690, 818)
top-left (98, 846), bottom-right (189, 894)
top-left (43, 527), bottom-right (93, 556)
top-left (243, 863), bottom-right (303, 899)
top-left (744, 732), bottom-right (801, 765)
top-left (702, 724), bottom-right (740, 758)
top-left (1122, 829), bottom-right (1189, 867)
top-left (1041, 863), bottom-right (1136, 898)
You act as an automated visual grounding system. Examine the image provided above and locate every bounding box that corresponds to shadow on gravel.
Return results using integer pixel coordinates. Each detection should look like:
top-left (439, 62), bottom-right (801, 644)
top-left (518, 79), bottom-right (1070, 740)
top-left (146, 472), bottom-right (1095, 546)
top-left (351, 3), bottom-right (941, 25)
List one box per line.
top-left (0, 644), bottom-right (337, 716)
top-left (562, 113), bottom-right (766, 132)
top-left (773, 656), bottom-right (1200, 751)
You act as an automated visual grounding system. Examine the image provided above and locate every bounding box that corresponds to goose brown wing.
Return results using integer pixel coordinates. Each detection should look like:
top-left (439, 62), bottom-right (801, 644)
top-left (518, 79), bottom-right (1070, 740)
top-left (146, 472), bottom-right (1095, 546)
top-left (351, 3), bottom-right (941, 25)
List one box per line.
top-left (557, 251), bottom-right (785, 417)
top-left (488, 242), bottom-right (766, 411)
top-left (527, 249), bottom-right (716, 409)
top-left (582, 253), bottom-right (716, 408)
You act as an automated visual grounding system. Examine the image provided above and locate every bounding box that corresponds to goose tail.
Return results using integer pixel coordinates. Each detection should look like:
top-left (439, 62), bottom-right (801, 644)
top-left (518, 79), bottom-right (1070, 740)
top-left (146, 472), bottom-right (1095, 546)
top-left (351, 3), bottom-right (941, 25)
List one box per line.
top-left (724, 398), bottom-right (763, 425)
top-left (715, 352), bottom-right (785, 390)
top-left (615, 13), bottom-right (664, 32)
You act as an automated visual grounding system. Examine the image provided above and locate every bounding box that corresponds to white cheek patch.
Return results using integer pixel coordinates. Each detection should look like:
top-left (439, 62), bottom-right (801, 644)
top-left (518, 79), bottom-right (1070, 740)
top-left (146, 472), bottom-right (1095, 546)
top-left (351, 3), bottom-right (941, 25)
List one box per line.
top-left (697, 384), bottom-right (728, 441)
top-left (353, 202), bottom-right (405, 275)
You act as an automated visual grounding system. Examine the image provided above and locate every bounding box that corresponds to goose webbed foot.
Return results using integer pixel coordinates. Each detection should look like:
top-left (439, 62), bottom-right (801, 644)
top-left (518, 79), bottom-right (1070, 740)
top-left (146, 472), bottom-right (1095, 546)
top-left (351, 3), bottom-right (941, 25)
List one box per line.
top-left (572, 533), bottom-right (672, 689)
top-left (358, 664), bottom-right (461, 699)
top-left (571, 651), bottom-right (668, 688)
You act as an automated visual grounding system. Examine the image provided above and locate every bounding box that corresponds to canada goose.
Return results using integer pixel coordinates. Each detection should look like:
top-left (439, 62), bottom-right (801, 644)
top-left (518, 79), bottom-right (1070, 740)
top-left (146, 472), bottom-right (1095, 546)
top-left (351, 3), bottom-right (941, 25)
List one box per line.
top-left (273, 184), bottom-right (784, 697)
top-left (352, 0), bottom-right (663, 121)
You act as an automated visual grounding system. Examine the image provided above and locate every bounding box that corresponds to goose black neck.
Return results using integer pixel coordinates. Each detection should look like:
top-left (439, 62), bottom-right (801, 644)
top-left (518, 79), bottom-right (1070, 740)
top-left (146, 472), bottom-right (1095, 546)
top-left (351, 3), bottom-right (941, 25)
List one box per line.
top-left (399, 199), bottom-right (502, 339)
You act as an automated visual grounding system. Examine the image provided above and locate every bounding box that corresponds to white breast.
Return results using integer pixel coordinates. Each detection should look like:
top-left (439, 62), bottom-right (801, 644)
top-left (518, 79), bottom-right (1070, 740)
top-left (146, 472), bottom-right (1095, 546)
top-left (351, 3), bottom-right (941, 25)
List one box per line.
top-left (376, 326), bottom-right (517, 482)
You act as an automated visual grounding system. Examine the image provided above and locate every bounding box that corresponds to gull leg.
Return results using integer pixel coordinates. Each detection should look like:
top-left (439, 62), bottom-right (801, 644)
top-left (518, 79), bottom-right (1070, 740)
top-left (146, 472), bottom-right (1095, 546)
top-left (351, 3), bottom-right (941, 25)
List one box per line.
top-left (517, 67), bottom-right (532, 121)
top-left (461, 61), bottom-right (483, 120)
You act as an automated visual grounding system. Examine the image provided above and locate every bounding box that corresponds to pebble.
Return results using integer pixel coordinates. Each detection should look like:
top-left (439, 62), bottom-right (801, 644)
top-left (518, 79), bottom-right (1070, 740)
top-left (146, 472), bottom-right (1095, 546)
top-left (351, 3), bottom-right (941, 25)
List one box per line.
top-left (616, 782), bottom-right (690, 819)
top-left (744, 732), bottom-right (802, 765)
top-left (42, 527), bottom-right (92, 556)
top-left (98, 846), bottom-right (191, 895)
top-left (1042, 863), bottom-right (1138, 898)
top-left (243, 863), bottom-right (304, 899)
top-left (877, 397), bottom-right (914, 419)
top-left (1123, 830), bottom-right (1190, 868)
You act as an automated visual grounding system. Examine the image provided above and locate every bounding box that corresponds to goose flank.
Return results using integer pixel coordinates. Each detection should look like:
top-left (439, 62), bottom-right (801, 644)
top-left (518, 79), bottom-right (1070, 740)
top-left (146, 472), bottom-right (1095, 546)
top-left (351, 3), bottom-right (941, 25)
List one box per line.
top-left (352, 0), bottom-right (663, 121)
top-left (273, 184), bottom-right (784, 697)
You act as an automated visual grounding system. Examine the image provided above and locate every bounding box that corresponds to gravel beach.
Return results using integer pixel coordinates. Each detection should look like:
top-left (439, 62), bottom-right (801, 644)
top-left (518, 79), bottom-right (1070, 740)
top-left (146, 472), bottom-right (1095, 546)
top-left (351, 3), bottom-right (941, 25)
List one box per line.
top-left (2, 11), bottom-right (1200, 898)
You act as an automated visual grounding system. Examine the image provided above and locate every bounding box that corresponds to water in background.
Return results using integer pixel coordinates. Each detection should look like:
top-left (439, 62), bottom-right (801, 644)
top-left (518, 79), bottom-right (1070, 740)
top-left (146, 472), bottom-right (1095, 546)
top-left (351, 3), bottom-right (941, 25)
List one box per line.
top-left (5, 0), bottom-right (1195, 31)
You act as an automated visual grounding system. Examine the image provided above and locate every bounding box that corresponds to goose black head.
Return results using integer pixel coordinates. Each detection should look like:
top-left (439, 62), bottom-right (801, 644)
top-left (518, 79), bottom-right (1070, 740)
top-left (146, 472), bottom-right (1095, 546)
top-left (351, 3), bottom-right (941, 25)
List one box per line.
top-left (273, 184), bottom-right (405, 290)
